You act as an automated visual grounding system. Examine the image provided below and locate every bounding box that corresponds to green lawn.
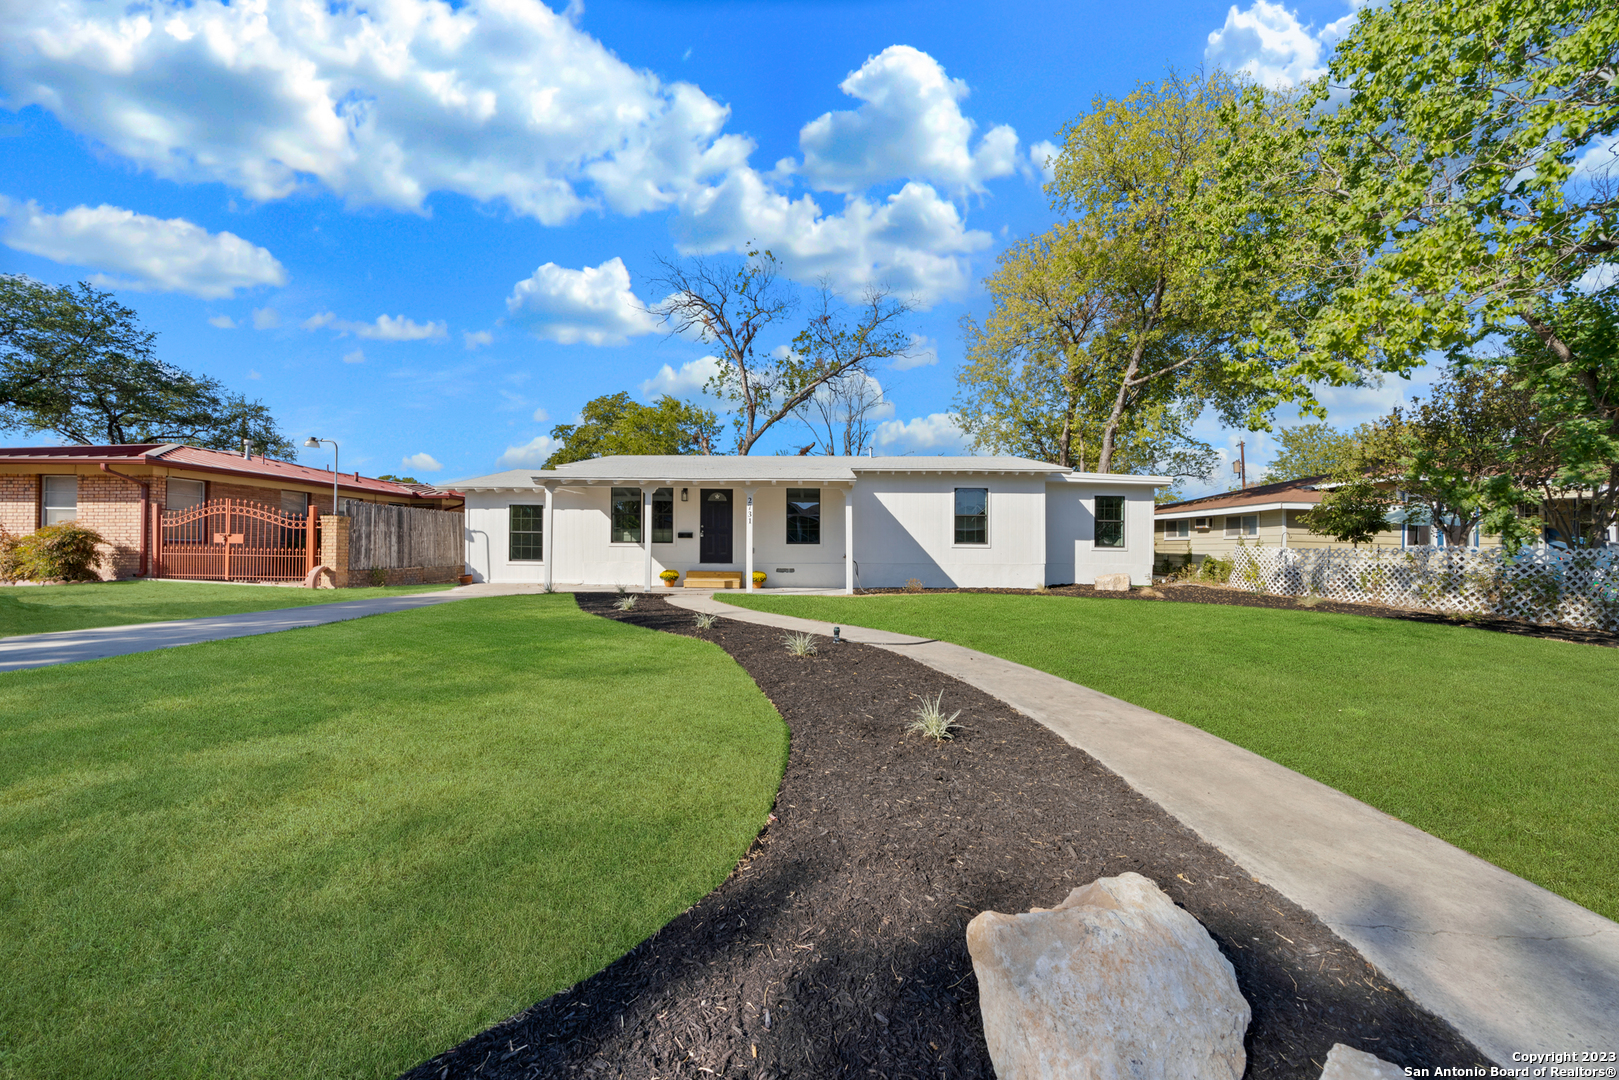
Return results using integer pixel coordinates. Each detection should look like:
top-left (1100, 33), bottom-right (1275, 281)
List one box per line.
top-left (0, 595), bottom-right (787, 1080)
top-left (726, 592), bottom-right (1619, 920)
top-left (0, 579), bottom-right (454, 638)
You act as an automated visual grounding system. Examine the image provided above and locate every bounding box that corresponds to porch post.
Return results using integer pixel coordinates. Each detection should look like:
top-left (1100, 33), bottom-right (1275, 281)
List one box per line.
top-left (541, 483), bottom-right (555, 591)
top-left (744, 486), bottom-right (756, 591)
top-left (641, 484), bottom-right (656, 590)
top-left (844, 485), bottom-right (855, 595)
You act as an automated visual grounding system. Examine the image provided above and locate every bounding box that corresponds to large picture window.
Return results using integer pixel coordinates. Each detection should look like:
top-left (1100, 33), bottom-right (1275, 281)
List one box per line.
top-left (1095, 495), bottom-right (1125, 548)
top-left (954, 488), bottom-right (988, 545)
top-left (611, 487), bottom-right (642, 544)
top-left (786, 488), bottom-right (820, 544)
top-left (42, 475), bottom-right (78, 526)
top-left (510, 505), bottom-right (544, 560)
top-left (652, 487), bottom-right (674, 543)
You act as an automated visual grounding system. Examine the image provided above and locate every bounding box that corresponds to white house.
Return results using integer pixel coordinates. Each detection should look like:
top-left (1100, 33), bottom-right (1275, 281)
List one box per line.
top-left (454, 455), bottom-right (1167, 592)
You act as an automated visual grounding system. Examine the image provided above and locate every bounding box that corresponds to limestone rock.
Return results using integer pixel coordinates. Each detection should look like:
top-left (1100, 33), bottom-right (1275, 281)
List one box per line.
top-left (966, 872), bottom-right (1249, 1080)
top-left (1093, 573), bottom-right (1131, 592)
top-left (1321, 1044), bottom-right (1406, 1080)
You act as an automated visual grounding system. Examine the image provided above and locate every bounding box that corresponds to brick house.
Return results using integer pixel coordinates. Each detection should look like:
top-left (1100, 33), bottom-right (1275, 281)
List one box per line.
top-left (0, 444), bottom-right (463, 579)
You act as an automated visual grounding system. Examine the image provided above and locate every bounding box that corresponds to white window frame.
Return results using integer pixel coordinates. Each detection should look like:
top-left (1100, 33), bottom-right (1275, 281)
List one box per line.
top-left (42, 475), bottom-right (78, 526)
top-left (1193, 516), bottom-right (1211, 531)
top-left (1162, 519), bottom-right (1189, 539)
top-left (167, 477), bottom-right (206, 511)
top-left (951, 487), bottom-right (990, 547)
top-left (1224, 514), bottom-right (1258, 538)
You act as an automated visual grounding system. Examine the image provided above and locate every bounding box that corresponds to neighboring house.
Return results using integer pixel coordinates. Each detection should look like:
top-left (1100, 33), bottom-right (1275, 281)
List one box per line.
top-left (455, 455), bottom-right (1167, 591)
top-left (0, 443), bottom-right (463, 579)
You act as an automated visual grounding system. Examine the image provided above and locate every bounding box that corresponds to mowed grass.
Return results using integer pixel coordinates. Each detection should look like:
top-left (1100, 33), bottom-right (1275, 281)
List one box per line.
top-left (0, 595), bottom-right (787, 1080)
top-left (726, 592), bottom-right (1619, 920)
top-left (0, 578), bottom-right (455, 638)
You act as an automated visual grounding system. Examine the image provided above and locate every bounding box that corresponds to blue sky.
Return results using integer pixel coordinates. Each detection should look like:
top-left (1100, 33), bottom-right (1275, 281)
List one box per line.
top-left (0, 0), bottom-right (1434, 492)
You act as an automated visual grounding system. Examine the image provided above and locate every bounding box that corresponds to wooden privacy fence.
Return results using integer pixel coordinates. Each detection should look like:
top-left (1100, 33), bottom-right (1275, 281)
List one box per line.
top-left (1227, 544), bottom-right (1619, 632)
top-left (156, 499), bottom-right (316, 582)
top-left (342, 500), bottom-right (464, 571)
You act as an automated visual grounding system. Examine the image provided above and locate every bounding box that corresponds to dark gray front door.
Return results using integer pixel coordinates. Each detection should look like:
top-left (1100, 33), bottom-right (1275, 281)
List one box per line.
top-left (699, 489), bottom-right (733, 563)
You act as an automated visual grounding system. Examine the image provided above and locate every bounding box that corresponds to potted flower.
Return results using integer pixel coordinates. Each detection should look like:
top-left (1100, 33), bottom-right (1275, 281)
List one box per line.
top-left (659, 569), bottom-right (680, 587)
top-left (752, 571), bottom-right (767, 588)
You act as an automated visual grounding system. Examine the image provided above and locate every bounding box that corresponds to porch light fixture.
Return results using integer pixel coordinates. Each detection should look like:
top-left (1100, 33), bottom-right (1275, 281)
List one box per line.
top-left (681, 488), bottom-right (688, 501)
top-left (304, 436), bottom-right (339, 516)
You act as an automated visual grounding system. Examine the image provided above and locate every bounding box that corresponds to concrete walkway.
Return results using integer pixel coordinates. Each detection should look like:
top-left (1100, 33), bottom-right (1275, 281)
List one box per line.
top-left (666, 591), bottom-right (1619, 1067)
top-left (0, 582), bottom-right (551, 672)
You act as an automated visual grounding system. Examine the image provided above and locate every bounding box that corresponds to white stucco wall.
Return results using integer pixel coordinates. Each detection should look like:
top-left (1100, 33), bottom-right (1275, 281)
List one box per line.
top-left (1044, 480), bottom-right (1158, 585)
top-left (852, 474), bottom-right (1047, 589)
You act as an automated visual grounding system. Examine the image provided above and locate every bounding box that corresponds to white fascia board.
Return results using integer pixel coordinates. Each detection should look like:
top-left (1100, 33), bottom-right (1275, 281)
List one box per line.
top-left (1156, 501), bottom-right (1317, 520)
top-left (1055, 473), bottom-right (1172, 486)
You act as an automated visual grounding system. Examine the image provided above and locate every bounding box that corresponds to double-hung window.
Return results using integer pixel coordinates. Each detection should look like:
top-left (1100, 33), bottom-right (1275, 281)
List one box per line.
top-left (510, 505), bottom-right (544, 560)
top-left (786, 488), bottom-right (820, 544)
top-left (651, 487), bottom-right (674, 543)
top-left (610, 487), bottom-right (642, 544)
top-left (1095, 495), bottom-right (1125, 548)
top-left (42, 475), bottom-right (77, 525)
top-left (954, 488), bottom-right (988, 544)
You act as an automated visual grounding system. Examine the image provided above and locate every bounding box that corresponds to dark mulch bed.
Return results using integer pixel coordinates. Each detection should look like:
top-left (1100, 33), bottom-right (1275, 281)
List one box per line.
top-left (857, 582), bottom-right (1619, 649)
top-left (401, 593), bottom-right (1488, 1080)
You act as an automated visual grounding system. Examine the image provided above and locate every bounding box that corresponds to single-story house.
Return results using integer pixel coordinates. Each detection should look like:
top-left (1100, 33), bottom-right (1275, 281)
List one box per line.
top-left (1153, 476), bottom-right (1497, 569)
top-left (0, 443), bottom-right (463, 579)
top-left (455, 455), bottom-right (1168, 592)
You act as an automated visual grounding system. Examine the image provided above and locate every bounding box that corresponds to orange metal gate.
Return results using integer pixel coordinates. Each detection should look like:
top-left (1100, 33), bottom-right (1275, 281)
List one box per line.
top-left (155, 499), bottom-right (318, 582)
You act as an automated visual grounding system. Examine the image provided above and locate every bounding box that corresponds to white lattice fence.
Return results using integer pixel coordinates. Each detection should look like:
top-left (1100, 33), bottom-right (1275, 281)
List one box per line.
top-left (1227, 545), bottom-right (1619, 632)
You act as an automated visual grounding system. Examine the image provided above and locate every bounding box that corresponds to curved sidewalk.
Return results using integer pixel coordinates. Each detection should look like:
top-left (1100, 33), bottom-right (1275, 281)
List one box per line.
top-left (668, 591), bottom-right (1619, 1067)
top-left (0, 583), bottom-right (549, 673)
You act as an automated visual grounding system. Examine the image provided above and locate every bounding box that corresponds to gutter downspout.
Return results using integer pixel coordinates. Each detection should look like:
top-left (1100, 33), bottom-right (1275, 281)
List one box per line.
top-left (99, 463), bottom-right (150, 576)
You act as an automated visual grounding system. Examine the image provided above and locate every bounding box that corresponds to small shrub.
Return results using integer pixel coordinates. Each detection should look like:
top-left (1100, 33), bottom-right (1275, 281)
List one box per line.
top-left (903, 578), bottom-right (925, 593)
top-left (0, 530), bottom-right (21, 582)
top-left (781, 630), bottom-right (819, 657)
top-left (615, 583), bottom-right (628, 596)
top-left (693, 611), bottom-right (719, 630)
top-left (1033, 583), bottom-right (1049, 594)
top-left (612, 595), bottom-right (638, 612)
top-left (907, 691), bottom-right (962, 743)
top-left (5, 523), bottom-right (108, 582)
top-left (1197, 556), bottom-right (1232, 584)
top-left (1296, 595), bottom-right (1322, 609)
top-left (369, 567), bottom-right (388, 587)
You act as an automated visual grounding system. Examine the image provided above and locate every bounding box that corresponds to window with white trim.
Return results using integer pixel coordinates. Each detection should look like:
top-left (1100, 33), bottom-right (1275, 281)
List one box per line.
top-left (611, 487), bottom-right (642, 544)
top-left (786, 488), bottom-right (820, 544)
top-left (1224, 514), bottom-right (1258, 538)
top-left (1162, 519), bottom-right (1189, 539)
top-left (42, 475), bottom-right (77, 525)
top-left (510, 505), bottom-right (544, 560)
top-left (954, 488), bottom-right (988, 544)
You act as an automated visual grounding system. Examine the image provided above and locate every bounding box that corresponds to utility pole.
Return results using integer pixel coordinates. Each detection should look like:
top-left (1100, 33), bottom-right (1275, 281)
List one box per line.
top-left (1232, 440), bottom-right (1247, 490)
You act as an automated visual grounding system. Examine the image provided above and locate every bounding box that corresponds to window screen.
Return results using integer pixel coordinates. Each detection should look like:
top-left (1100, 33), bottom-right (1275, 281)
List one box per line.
top-left (611, 487), bottom-right (642, 544)
top-left (1095, 495), bottom-right (1125, 548)
top-left (281, 490), bottom-right (308, 516)
top-left (167, 478), bottom-right (205, 511)
top-left (786, 488), bottom-right (820, 544)
top-left (1163, 519), bottom-right (1188, 539)
top-left (652, 488), bottom-right (674, 543)
top-left (42, 475), bottom-right (77, 526)
top-left (510, 505), bottom-right (544, 560)
top-left (954, 488), bottom-right (988, 544)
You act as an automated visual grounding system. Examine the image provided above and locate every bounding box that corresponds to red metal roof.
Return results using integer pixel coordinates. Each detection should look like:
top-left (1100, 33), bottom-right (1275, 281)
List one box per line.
top-left (0, 443), bottom-right (462, 500)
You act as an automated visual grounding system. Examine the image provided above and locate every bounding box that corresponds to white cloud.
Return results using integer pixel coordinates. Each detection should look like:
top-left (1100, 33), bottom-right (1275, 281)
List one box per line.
top-left (875, 411), bottom-right (967, 452)
top-left (640, 355), bottom-right (721, 398)
top-left (402, 452), bottom-right (442, 473)
top-left (463, 329), bottom-right (493, 350)
top-left (305, 312), bottom-right (447, 341)
top-left (252, 307), bottom-right (281, 329)
top-left (1204, 0), bottom-right (1363, 89)
top-left (505, 257), bottom-right (658, 345)
top-left (797, 46), bottom-right (1018, 194)
top-left (531, 406), bottom-right (550, 423)
top-left (0, 198), bottom-right (286, 299)
top-left (1575, 263), bottom-right (1618, 293)
top-left (497, 434), bottom-right (557, 467)
top-left (675, 173), bottom-right (990, 305)
top-left (1026, 140), bottom-right (1060, 187)
top-left (890, 333), bottom-right (939, 371)
top-left (247, 368), bottom-right (261, 379)
top-left (342, 348), bottom-right (365, 364)
top-left (0, 0), bottom-right (746, 224)
top-left (208, 313), bottom-right (236, 328)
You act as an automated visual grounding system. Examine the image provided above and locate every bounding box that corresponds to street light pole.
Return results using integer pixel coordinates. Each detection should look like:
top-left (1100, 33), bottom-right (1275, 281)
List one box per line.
top-left (304, 437), bottom-right (340, 516)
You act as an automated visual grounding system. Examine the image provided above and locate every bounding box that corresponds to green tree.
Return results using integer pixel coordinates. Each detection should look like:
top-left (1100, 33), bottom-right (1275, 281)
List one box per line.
top-left (1263, 423), bottom-right (1359, 482)
top-left (0, 275), bottom-right (293, 455)
top-left (375, 474), bottom-right (420, 484)
top-left (1302, 478), bottom-right (1394, 548)
top-left (543, 392), bottom-right (721, 468)
top-left (649, 251), bottom-right (913, 454)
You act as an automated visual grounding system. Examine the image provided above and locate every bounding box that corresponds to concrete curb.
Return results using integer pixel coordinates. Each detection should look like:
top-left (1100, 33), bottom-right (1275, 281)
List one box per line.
top-left (668, 592), bottom-right (1619, 1066)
